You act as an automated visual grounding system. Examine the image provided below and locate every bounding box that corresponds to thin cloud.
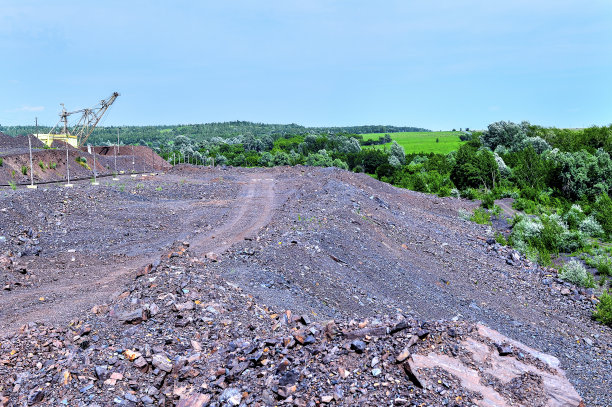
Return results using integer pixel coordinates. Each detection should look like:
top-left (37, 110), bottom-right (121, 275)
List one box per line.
top-left (10, 105), bottom-right (45, 112)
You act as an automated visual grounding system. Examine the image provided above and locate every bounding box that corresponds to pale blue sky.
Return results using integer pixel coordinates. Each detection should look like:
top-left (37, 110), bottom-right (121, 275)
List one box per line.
top-left (1, 1), bottom-right (610, 130)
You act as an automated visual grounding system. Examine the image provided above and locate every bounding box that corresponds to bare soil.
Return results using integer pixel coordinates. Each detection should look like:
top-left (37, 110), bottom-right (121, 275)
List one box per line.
top-left (0, 133), bottom-right (170, 185)
top-left (0, 166), bottom-right (609, 405)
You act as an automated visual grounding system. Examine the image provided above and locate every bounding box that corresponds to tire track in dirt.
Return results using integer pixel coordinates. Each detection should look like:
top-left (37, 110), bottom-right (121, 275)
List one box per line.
top-left (0, 175), bottom-right (276, 332)
top-left (190, 177), bottom-right (275, 256)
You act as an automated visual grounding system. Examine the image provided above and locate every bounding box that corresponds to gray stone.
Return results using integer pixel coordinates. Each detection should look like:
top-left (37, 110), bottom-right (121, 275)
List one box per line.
top-left (152, 354), bottom-right (173, 373)
top-left (350, 340), bottom-right (366, 353)
top-left (219, 387), bottom-right (241, 406)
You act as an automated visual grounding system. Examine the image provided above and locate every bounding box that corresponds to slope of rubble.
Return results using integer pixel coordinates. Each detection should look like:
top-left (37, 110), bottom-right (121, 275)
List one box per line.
top-left (0, 166), bottom-right (608, 406)
top-left (0, 243), bottom-right (582, 407)
top-left (0, 133), bottom-right (170, 185)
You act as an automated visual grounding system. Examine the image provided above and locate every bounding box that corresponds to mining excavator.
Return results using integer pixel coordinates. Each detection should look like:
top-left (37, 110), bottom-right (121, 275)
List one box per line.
top-left (36, 92), bottom-right (119, 148)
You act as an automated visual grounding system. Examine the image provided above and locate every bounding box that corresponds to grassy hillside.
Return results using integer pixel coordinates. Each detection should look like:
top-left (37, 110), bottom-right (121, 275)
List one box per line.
top-left (363, 131), bottom-right (465, 154)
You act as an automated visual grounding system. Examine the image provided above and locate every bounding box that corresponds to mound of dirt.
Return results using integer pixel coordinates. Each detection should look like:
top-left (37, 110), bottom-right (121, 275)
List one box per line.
top-left (0, 242), bottom-right (582, 407)
top-left (0, 141), bottom-right (171, 185)
top-left (0, 132), bottom-right (45, 150)
top-left (89, 145), bottom-right (172, 171)
top-left (0, 167), bottom-right (607, 405)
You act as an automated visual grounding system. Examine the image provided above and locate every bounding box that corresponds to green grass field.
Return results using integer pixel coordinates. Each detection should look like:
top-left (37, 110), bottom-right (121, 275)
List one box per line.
top-left (362, 131), bottom-right (465, 154)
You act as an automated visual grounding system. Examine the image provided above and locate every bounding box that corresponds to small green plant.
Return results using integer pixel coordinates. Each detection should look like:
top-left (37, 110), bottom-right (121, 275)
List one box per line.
top-left (536, 246), bottom-right (553, 267)
top-left (0, 158), bottom-right (3, 166)
top-left (598, 275), bottom-right (608, 287)
top-left (155, 186), bottom-right (162, 191)
top-left (11, 170), bottom-right (16, 178)
top-left (38, 160), bottom-right (46, 171)
top-left (136, 183), bottom-right (144, 189)
top-left (593, 290), bottom-right (612, 327)
top-left (21, 166), bottom-right (28, 175)
top-left (50, 162), bottom-right (57, 169)
top-left (8, 180), bottom-right (16, 190)
top-left (458, 209), bottom-right (471, 221)
top-left (470, 207), bottom-right (491, 225)
top-left (76, 157), bottom-right (91, 170)
top-left (119, 184), bottom-right (125, 192)
top-left (595, 255), bottom-right (612, 277)
top-left (559, 259), bottom-right (595, 288)
top-left (480, 192), bottom-right (495, 209)
top-left (494, 232), bottom-right (508, 246)
top-left (491, 204), bottom-right (502, 217)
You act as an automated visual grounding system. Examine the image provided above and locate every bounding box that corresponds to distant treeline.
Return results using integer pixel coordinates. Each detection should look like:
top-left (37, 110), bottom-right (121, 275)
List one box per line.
top-left (0, 121), bottom-right (430, 146)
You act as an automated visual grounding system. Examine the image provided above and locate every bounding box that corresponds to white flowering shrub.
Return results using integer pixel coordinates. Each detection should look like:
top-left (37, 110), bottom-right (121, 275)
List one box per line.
top-left (564, 204), bottom-right (585, 230)
top-left (494, 153), bottom-right (511, 178)
top-left (559, 230), bottom-right (586, 253)
top-left (579, 216), bottom-right (604, 237)
top-left (512, 217), bottom-right (543, 243)
top-left (559, 260), bottom-right (593, 287)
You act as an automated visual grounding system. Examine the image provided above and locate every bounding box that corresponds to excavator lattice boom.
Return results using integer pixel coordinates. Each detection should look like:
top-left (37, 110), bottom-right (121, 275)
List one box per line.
top-left (39, 92), bottom-right (120, 148)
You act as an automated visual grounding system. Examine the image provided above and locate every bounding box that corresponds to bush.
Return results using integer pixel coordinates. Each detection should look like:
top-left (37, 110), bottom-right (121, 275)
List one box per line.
top-left (559, 260), bottom-right (595, 287)
top-left (592, 194), bottom-right (612, 238)
top-left (470, 207), bottom-right (491, 225)
top-left (461, 188), bottom-right (479, 200)
top-left (76, 157), bottom-right (91, 170)
top-left (593, 290), bottom-right (612, 327)
top-left (564, 204), bottom-right (585, 230)
top-left (579, 216), bottom-right (604, 238)
top-left (437, 186), bottom-right (452, 198)
top-left (594, 255), bottom-right (612, 277)
top-left (480, 192), bottom-right (495, 209)
top-left (512, 198), bottom-right (538, 214)
top-left (495, 232), bottom-right (508, 245)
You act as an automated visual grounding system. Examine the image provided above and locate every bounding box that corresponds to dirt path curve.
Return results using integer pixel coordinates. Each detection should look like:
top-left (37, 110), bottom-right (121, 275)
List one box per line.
top-left (495, 198), bottom-right (517, 218)
top-left (191, 177), bottom-right (276, 255)
top-left (0, 174), bottom-right (276, 333)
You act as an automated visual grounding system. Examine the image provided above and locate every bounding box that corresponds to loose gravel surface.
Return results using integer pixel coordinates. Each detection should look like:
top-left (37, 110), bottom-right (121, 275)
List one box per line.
top-left (0, 165), bottom-right (609, 406)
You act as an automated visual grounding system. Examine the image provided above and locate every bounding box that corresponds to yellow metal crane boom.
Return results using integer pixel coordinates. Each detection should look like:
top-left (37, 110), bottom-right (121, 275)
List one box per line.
top-left (41, 92), bottom-right (120, 148)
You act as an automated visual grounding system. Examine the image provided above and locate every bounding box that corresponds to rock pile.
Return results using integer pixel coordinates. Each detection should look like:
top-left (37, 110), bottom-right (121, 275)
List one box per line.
top-left (0, 243), bottom-right (582, 406)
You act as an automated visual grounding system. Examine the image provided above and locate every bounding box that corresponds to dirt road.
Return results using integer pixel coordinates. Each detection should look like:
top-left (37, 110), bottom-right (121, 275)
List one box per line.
top-left (0, 171), bottom-right (277, 332)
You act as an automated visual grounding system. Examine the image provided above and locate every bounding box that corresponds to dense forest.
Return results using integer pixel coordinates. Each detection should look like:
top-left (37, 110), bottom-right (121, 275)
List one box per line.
top-left (0, 122), bottom-right (430, 145)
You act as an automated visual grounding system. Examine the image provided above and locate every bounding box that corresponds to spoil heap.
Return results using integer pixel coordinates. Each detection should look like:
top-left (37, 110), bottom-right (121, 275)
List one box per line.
top-left (0, 242), bottom-right (581, 406)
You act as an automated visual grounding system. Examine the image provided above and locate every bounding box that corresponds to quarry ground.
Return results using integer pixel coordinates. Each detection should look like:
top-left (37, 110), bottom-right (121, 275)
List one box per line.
top-left (0, 165), bottom-right (610, 405)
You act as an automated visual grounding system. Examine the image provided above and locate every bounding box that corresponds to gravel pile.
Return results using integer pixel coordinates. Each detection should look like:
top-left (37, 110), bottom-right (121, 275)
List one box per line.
top-left (0, 166), bottom-right (608, 405)
top-left (0, 243), bottom-right (582, 406)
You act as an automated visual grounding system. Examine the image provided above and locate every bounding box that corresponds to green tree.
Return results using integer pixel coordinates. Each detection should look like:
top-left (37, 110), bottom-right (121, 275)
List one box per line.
top-left (451, 143), bottom-right (499, 190)
top-left (390, 140), bottom-right (406, 165)
top-left (481, 121), bottom-right (529, 152)
top-left (510, 145), bottom-right (549, 190)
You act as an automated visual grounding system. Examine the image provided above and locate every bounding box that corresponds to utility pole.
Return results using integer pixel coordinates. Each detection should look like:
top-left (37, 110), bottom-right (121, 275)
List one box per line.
top-left (27, 118), bottom-right (37, 189)
top-left (131, 144), bottom-right (136, 177)
top-left (112, 129), bottom-right (119, 180)
top-left (65, 137), bottom-right (73, 187)
top-left (91, 144), bottom-right (99, 185)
